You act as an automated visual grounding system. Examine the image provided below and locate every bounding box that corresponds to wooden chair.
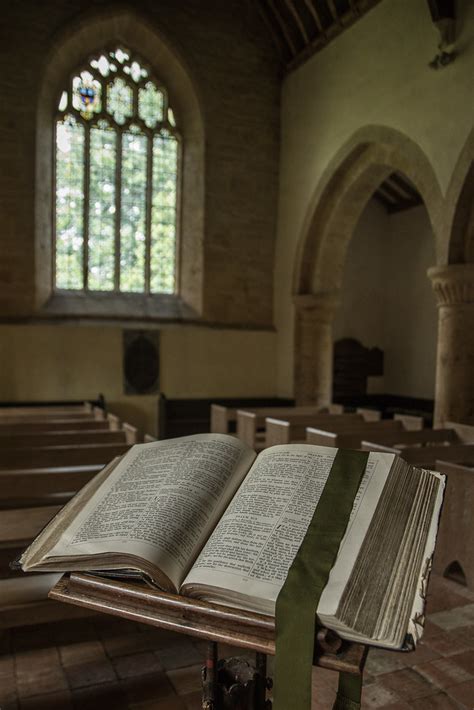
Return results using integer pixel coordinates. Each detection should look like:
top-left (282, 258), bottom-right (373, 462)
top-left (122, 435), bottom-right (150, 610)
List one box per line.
top-left (433, 460), bottom-right (474, 592)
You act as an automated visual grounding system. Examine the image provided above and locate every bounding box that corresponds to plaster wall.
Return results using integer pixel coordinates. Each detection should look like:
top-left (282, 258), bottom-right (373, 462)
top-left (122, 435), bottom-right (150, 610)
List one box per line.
top-left (0, 325), bottom-right (278, 434)
top-left (276, 0), bottom-right (474, 396)
top-left (334, 200), bottom-right (437, 399)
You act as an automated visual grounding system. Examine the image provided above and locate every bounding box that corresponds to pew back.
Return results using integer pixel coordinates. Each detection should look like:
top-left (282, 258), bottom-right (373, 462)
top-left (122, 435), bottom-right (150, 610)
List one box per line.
top-left (305, 420), bottom-right (404, 449)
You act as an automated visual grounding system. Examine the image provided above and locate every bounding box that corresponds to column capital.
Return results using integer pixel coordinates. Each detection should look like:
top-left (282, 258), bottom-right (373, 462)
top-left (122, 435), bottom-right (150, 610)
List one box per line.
top-left (293, 291), bottom-right (340, 321)
top-left (428, 264), bottom-right (474, 306)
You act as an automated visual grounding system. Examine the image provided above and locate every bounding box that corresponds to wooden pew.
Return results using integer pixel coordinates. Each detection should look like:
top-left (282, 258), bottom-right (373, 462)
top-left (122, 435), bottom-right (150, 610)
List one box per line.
top-left (210, 404), bottom-right (235, 434)
top-left (0, 504), bottom-right (93, 628)
top-left (355, 428), bottom-right (458, 449)
top-left (305, 419), bottom-right (405, 449)
top-left (265, 413), bottom-right (376, 447)
top-left (0, 465), bottom-right (103, 509)
top-left (438, 421), bottom-right (474, 443)
top-left (0, 407), bottom-right (134, 630)
top-left (433, 460), bottom-right (474, 591)
top-left (0, 418), bottom-right (111, 434)
top-left (0, 442), bottom-right (132, 470)
top-left (211, 403), bottom-right (344, 437)
top-left (0, 402), bottom-right (91, 417)
top-left (393, 413), bottom-right (424, 430)
top-left (359, 442), bottom-right (474, 468)
top-left (236, 405), bottom-right (345, 448)
top-left (0, 429), bottom-right (128, 449)
top-left (355, 408), bottom-right (381, 421)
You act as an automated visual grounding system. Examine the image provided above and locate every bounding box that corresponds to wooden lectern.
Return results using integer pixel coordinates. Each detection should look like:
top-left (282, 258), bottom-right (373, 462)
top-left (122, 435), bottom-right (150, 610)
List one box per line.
top-left (50, 573), bottom-right (368, 709)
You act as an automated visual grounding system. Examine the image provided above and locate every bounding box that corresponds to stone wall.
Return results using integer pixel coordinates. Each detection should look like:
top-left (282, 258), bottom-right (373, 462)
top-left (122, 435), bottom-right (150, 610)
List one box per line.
top-left (0, 0), bottom-right (280, 327)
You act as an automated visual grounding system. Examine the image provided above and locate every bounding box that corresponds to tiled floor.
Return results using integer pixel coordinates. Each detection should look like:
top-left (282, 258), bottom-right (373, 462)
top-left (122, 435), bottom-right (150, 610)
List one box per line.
top-left (1, 574), bottom-right (473, 709)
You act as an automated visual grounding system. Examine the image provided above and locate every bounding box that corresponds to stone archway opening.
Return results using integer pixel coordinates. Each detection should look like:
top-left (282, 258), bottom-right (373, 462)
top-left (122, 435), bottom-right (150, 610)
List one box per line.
top-left (333, 192), bottom-right (438, 409)
top-left (292, 127), bottom-right (443, 406)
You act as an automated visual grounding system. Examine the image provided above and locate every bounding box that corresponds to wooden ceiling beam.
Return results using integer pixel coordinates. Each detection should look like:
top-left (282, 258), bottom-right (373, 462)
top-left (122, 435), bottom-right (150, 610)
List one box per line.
top-left (378, 180), bottom-right (413, 204)
top-left (389, 173), bottom-right (422, 202)
top-left (347, 0), bottom-right (360, 15)
top-left (327, 0), bottom-right (342, 25)
top-left (266, 0), bottom-right (298, 56)
top-left (374, 190), bottom-right (395, 211)
top-left (256, 1), bottom-right (287, 58)
top-left (284, 0), bottom-right (310, 43)
top-left (303, 0), bottom-right (325, 33)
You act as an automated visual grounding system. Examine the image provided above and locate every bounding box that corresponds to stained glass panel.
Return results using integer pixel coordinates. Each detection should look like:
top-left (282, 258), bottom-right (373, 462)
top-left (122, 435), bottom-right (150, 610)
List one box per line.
top-left (151, 132), bottom-right (178, 293)
top-left (120, 131), bottom-right (147, 292)
top-left (55, 47), bottom-right (179, 296)
top-left (55, 117), bottom-right (84, 289)
top-left (88, 124), bottom-right (116, 291)
top-left (90, 54), bottom-right (111, 77)
top-left (72, 72), bottom-right (101, 120)
top-left (107, 78), bottom-right (133, 125)
top-left (138, 82), bottom-right (164, 128)
top-left (58, 91), bottom-right (68, 111)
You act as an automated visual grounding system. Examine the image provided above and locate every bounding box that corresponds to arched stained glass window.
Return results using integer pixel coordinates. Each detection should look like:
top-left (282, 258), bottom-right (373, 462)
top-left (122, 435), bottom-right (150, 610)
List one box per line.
top-left (54, 47), bottom-right (179, 294)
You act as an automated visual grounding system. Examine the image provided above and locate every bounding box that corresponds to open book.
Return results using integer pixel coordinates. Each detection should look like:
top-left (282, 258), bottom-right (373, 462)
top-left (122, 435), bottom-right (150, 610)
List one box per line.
top-left (20, 434), bottom-right (444, 650)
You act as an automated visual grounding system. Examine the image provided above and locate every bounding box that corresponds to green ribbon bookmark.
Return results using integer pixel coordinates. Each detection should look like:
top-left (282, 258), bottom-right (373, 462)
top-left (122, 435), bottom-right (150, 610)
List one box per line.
top-left (273, 449), bottom-right (369, 710)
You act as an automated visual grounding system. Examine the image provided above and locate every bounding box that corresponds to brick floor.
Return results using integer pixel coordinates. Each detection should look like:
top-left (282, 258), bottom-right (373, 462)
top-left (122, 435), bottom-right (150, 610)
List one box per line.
top-left (0, 574), bottom-right (473, 709)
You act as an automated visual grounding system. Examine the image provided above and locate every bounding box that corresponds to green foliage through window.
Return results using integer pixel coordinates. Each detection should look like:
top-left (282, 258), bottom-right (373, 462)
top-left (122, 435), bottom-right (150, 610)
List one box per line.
top-left (54, 47), bottom-right (179, 295)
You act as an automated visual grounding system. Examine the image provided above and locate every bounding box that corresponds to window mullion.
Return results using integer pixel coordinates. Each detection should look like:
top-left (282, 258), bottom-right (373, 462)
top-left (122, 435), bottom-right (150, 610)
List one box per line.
top-left (114, 130), bottom-right (122, 291)
top-left (83, 125), bottom-right (91, 290)
top-left (145, 134), bottom-right (153, 294)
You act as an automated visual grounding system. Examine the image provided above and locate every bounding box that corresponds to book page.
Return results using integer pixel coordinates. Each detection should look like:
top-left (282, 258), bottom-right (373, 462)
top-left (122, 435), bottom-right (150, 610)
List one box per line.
top-left (182, 445), bottom-right (393, 613)
top-left (44, 434), bottom-right (256, 590)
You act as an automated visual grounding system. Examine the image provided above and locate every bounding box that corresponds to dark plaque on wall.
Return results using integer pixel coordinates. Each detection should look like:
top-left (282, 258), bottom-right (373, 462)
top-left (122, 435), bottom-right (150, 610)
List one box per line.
top-left (123, 330), bottom-right (160, 395)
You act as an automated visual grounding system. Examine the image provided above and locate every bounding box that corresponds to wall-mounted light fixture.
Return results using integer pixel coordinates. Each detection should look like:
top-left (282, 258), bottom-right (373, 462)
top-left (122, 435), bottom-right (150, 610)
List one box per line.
top-left (427, 0), bottom-right (456, 69)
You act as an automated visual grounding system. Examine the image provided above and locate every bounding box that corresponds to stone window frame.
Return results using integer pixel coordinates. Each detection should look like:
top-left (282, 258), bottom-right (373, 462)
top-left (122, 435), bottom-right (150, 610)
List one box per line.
top-left (35, 9), bottom-right (205, 322)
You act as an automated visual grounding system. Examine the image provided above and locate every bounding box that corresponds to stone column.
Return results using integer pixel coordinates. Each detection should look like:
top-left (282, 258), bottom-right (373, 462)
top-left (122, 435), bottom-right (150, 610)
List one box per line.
top-left (293, 292), bottom-right (340, 406)
top-left (428, 264), bottom-right (474, 425)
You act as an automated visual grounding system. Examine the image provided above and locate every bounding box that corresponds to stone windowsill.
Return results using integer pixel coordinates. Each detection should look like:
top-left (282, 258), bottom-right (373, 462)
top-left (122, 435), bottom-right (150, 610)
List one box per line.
top-left (36, 290), bottom-right (199, 324)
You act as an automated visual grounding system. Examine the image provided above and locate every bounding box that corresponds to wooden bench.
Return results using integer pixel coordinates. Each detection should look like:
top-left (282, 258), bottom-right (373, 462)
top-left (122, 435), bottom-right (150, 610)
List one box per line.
top-left (433, 460), bottom-right (474, 592)
top-left (236, 405), bottom-right (346, 448)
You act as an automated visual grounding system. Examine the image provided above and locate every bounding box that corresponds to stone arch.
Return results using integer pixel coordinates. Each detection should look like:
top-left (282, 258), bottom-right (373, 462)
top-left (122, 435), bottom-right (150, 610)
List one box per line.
top-left (444, 127), bottom-right (474, 264)
top-left (292, 125), bottom-right (443, 404)
top-left (294, 125), bottom-right (443, 296)
top-left (35, 5), bottom-right (205, 315)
